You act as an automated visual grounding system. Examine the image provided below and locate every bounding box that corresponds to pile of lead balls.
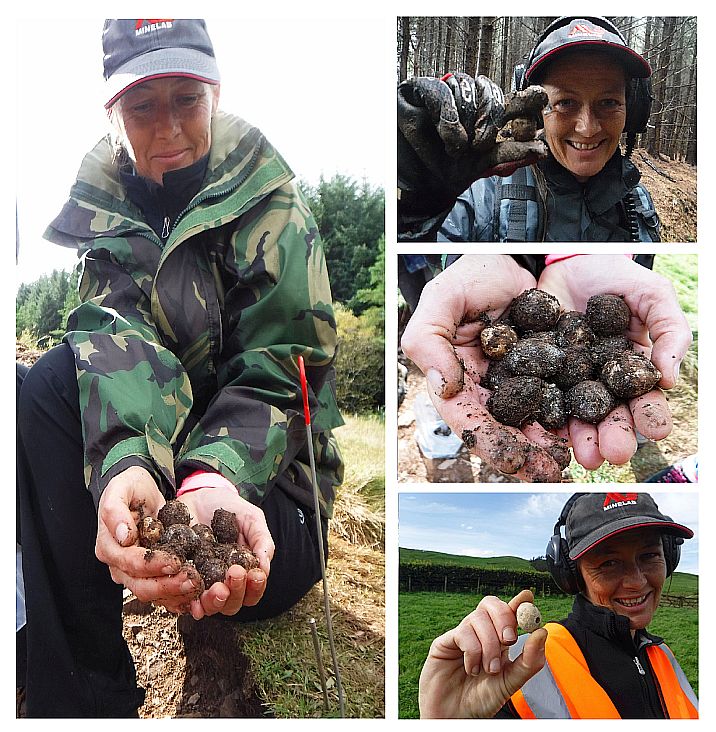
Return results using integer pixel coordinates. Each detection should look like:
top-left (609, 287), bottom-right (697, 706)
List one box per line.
top-left (481, 289), bottom-right (662, 429)
top-left (139, 500), bottom-right (259, 590)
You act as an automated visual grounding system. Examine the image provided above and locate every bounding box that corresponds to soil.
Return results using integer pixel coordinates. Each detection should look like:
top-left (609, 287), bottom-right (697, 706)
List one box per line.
top-left (120, 535), bottom-right (385, 718)
top-left (633, 150), bottom-right (697, 242)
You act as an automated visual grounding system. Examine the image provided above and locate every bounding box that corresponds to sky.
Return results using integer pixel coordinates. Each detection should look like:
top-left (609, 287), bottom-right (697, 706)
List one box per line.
top-left (14, 15), bottom-right (389, 286)
top-left (399, 492), bottom-right (699, 575)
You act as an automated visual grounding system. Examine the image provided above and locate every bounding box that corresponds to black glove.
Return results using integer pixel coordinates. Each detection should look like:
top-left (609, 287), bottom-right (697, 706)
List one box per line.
top-left (398, 73), bottom-right (549, 238)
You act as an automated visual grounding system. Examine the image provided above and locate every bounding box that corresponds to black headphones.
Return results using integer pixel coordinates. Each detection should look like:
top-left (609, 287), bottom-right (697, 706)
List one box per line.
top-left (515, 16), bottom-right (653, 137)
top-left (545, 493), bottom-right (682, 595)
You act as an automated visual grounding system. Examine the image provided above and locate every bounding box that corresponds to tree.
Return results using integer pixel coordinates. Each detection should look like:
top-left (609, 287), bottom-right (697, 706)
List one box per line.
top-left (16, 268), bottom-right (77, 343)
top-left (302, 175), bottom-right (384, 306)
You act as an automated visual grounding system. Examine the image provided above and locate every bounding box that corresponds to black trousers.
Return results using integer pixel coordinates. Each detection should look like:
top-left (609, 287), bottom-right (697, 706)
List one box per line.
top-left (17, 344), bottom-right (327, 718)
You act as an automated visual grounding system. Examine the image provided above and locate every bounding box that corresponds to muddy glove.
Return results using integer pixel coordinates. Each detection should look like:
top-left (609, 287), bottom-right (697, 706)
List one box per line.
top-left (398, 73), bottom-right (549, 239)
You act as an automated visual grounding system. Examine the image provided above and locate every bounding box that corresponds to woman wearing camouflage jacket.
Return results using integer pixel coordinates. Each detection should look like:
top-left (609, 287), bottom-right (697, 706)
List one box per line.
top-left (16, 19), bottom-right (343, 718)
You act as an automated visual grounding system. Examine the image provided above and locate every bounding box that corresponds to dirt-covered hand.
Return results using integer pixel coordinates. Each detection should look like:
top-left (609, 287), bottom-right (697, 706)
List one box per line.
top-left (401, 255), bottom-right (568, 482)
top-left (398, 73), bottom-right (549, 221)
top-left (178, 485), bottom-right (275, 619)
top-left (537, 255), bottom-right (692, 469)
top-left (96, 466), bottom-right (202, 611)
top-left (419, 589), bottom-right (547, 718)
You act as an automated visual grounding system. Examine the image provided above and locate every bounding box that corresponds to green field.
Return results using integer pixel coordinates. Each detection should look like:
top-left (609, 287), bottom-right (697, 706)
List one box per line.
top-left (399, 590), bottom-right (698, 718)
top-left (400, 548), bottom-right (533, 571)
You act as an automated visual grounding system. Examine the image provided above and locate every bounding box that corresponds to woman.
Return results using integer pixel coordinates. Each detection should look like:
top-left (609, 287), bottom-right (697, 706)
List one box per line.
top-left (418, 493), bottom-right (698, 718)
top-left (397, 17), bottom-right (660, 242)
top-left (17, 19), bottom-right (343, 718)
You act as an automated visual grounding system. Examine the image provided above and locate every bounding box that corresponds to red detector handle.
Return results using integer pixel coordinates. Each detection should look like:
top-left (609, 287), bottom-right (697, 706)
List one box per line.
top-left (298, 355), bottom-right (311, 426)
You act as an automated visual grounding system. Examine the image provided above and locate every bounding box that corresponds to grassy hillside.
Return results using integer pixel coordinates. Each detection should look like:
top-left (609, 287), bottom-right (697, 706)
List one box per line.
top-left (400, 548), bottom-right (533, 571)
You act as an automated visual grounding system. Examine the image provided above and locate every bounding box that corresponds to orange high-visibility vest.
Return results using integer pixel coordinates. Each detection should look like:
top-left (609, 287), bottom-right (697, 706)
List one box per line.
top-left (510, 622), bottom-right (698, 719)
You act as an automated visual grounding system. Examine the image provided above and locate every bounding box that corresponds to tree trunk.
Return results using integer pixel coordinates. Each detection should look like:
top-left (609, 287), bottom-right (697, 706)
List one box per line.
top-left (465, 17), bottom-right (480, 76)
top-left (399, 17), bottom-right (410, 82)
top-left (478, 17), bottom-right (495, 77)
top-left (443, 17), bottom-right (454, 75)
top-left (500, 16), bottom-right (511, 88)
top-left (647, 17), bottom-right (677, 158)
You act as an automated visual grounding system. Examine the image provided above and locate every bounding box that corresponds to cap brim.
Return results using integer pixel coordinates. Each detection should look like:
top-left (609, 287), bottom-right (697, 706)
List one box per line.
top-left (105, 47), bottom-right (220, 108)
top-left (527, 40), bottom-right (652, 83)
top-left (569, 518), bottom-right (694, 560)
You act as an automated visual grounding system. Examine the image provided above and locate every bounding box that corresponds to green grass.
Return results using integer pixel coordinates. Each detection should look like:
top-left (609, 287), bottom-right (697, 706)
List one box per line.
top-left (400, 548), bottom-right (533, 570)
top-left (399, 591), bottom-right (697, 718)
top-left (337, 413), bottom-right (385, 514)
top-left (654, 254), bottom-right (697, 331)
top-left (235, 412), bottom-right (385, 718)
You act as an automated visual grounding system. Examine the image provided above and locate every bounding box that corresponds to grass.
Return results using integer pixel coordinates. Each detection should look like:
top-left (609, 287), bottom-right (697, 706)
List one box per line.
top-left (399, 590), bottom-right (698, 718)
top-left (399, 548), bottom-right (533, 570)
top-left (653, 254), bottom-right (697, 331)
top-left (233, 412), bottom-right (385, 718)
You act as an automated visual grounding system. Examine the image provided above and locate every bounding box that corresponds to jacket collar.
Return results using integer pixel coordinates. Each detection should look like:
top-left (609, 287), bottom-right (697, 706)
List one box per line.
top-left (44, 111), bottom-right (293, 249)
top-left (569, 592), bottom-right (664, 650)
top-left (540, 149), bottom-right (641, 215)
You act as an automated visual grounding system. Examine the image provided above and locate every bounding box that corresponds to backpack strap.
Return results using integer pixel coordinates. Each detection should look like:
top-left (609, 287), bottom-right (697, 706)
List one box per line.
top-left (494, 165), bottom-right (543, 241)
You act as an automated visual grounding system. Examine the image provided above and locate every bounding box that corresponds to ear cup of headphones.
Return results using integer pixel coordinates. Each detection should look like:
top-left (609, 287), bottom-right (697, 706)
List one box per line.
top-left (624, 77), bottom-right (653, 134)
top-left (546, 535), bottom-right (581, 594)
top-left (662, 533), bottom-right (682, 577)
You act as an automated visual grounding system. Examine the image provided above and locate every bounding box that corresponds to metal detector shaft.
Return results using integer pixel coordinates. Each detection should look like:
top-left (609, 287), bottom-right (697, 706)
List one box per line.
top-left (299, 356), bottom-right (345, 717)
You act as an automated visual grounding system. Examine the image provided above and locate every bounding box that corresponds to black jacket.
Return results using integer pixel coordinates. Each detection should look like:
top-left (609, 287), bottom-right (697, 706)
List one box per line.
top-left (436, 152), bottom-right (660, 243)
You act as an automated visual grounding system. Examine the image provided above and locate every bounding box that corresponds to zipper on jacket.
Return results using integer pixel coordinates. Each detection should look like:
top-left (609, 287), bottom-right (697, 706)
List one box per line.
top-left (164, 142), bottom-right (264, 253)
top-left (636, 642), bottom-right (669, 718)
top-left (161, 216), bottom-right (171, 240)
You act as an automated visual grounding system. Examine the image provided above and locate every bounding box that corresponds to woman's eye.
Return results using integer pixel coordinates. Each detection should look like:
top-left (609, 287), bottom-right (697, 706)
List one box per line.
top-left (177, 95), bottom-right (200, 107)
top-left (131, 102), bottom-right (153, 114)
top-left (553, 99), bottom-right (576, 112)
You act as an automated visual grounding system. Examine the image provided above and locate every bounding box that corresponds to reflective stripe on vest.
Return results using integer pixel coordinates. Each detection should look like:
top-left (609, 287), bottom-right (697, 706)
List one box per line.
top-left (509, 622), bottom-right (698, 719)
top-left (646, 644), bottom-right (698, 719)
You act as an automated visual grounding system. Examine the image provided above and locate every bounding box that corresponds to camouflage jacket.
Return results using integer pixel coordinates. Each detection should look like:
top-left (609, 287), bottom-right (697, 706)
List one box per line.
top-left (45, 111), bottom-right (344, 517)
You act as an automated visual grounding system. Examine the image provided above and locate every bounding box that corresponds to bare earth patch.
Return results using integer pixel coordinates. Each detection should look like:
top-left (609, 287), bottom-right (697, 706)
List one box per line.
top-left (634, 150), bottom-right (696, 242)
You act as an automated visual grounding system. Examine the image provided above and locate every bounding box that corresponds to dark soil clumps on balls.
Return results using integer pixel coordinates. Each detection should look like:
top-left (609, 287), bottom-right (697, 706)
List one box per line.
top-left (138, 506), bottom-right (258, 590)
top-left (487, 376), bottom-right (543, 427)
top-left (211, 508), bottom-right (239, 544)
top-left (504, 339), bottom-right (565, 379)
top-left (586, 294), bottom-right (631, 335)
top-left (479, 292), bottom-right (667, 460)
top-left (590, 335), bottom-right (633, 368)
top-left (539, 383), bottom-right (566, 430)
top-left (158, 500), bottom-right (192, 528)
top-left (555, 311), bottom-right (595, 348)
top-left (509, 289), bottom-right (561, 332)
top-left (601, 351), bottom-right (662, 399)
top-left (565, 380), bottom-right (616, 424)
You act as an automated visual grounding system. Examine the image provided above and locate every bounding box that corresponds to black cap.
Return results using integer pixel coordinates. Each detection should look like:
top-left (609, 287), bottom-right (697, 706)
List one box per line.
top-left (525, 17), bottom-right (651, 86)
top-left (566, 493), bottom-right (693, 560)
top-left (103, 19), bottom-right (220, 108)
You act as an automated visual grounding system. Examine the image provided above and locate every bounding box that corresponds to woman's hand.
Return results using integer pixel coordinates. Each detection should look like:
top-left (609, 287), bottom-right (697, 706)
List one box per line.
top-left (419, 589), bottom-right (547, 718)
top-left (537, 256), bottom-right (692, 469)
top-left (178, 485), bottom-right (275, 619)
top-left (401, 255), bottom-right (567, 482)
top-left (95, 466), bottom-right (203, 612)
